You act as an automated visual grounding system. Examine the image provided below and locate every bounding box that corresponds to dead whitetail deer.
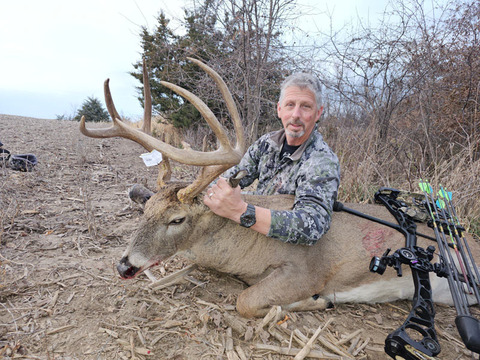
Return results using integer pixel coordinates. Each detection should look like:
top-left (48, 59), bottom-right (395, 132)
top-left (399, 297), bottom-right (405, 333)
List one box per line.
top-left (80, 58), bottom-right (480, 319)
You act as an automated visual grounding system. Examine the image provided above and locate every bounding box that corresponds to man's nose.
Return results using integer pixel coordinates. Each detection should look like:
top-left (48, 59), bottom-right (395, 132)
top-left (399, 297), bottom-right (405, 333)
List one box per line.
top-left (292, 105), bottom-right (301, 118)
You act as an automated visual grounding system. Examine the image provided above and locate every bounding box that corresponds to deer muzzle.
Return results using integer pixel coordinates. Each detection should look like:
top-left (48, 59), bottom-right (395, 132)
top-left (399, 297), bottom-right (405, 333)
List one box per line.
top-left (117, 256), bottom-right (140, 279)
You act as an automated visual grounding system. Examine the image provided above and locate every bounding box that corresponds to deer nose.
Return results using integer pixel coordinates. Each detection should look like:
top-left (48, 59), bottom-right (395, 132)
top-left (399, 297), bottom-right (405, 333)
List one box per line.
top-left (117, 256), bottom-right (140, 279)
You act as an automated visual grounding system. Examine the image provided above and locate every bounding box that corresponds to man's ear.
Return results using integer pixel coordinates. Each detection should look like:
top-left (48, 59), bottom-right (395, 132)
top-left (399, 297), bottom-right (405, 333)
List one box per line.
top-left (129, 184), bottom-right (154, 206)
top-left (316, 106), bottom-right (324, 121)
top-left (277, 102), bottom-right (281, 117)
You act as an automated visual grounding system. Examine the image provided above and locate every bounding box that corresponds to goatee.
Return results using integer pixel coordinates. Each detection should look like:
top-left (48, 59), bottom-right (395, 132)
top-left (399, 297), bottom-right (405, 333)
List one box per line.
top-left (286, 120), bottom-right (305, 138)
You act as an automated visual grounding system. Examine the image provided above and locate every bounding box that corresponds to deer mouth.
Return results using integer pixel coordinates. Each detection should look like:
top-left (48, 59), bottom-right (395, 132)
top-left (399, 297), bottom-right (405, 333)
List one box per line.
top-left (117, 256), bottom-right (144, 279)
top-left (117, 256), bottom-right (161, 279)
top-left (117, 257), bottom-right (140, 279)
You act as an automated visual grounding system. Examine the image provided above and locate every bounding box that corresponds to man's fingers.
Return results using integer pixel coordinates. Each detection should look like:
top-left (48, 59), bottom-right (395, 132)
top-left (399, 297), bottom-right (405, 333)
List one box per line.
top-left (215, 177), bottom-right (228, 189)
top-left (216, 177), bottom-right (236, 195)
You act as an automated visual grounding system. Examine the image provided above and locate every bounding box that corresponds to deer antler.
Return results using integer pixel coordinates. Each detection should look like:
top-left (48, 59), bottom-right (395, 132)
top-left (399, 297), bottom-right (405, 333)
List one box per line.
top-left (80, 57), bottom-right (245, 203)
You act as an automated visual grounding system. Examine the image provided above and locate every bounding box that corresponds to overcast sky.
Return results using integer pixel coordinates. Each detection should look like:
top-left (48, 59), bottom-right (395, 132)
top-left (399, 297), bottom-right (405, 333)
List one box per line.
top-left (0, 0), bottom-right (385, 120)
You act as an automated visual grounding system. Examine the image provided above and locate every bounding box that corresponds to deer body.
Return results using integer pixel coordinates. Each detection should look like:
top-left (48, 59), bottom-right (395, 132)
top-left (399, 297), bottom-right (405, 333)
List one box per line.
top-left (120, 183), bottom-right (477, 318)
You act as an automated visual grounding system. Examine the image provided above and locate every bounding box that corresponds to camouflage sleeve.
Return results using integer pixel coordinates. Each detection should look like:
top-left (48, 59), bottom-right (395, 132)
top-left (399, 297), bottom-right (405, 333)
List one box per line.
top-left (268, 155), bottom-right (340, 245)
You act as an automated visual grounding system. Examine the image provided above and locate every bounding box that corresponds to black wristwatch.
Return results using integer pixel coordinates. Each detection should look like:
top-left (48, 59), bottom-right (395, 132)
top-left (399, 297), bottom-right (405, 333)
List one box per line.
top-left (240, 204), bottom-right (256, 228)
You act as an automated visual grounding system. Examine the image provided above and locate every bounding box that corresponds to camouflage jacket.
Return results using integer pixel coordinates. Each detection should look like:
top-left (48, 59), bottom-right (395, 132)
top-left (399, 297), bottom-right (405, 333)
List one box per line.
top-left (224, 128), bottom-right (340, 245)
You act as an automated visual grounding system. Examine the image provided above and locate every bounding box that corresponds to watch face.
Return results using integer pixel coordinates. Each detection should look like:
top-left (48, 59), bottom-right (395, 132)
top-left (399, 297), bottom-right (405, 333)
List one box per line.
top-left (241, 214), bottom-right (256, 227)
top-left (240, 204), bottom-right (256, 228)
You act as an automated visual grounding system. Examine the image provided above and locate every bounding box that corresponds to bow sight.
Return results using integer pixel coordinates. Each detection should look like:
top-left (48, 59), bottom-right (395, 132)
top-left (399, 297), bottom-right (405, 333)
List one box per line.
top-left (334, 186), bottom-right (480, 359)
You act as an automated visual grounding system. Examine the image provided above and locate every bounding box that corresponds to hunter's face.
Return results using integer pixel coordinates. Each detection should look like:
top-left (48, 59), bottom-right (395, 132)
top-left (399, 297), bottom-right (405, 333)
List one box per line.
top-left (277, 86), bottom-right (323, 146)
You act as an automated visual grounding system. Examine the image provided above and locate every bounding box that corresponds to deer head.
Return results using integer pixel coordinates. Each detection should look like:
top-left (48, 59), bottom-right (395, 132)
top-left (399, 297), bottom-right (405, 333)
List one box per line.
top-left (80, 57), bottom-right (246, 203)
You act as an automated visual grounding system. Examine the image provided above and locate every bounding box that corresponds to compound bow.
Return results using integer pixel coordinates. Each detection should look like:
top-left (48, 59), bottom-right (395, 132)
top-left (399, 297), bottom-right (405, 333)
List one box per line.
top-left (334, 185), bottom-right (480, 359)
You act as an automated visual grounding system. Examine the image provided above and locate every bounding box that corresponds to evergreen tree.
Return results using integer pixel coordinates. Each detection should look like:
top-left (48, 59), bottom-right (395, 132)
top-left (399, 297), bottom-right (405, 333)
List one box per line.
top-left (131, 9), bottom-right (225, 129)
top-left (74, 97), bottom-right (110, 122)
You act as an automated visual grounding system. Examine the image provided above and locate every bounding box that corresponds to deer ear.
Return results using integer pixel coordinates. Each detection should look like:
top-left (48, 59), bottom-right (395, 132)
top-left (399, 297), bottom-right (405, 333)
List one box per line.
top-left (129, 184), bottom-right (154, 205)
top-left (227, 169), bottom-right (248, 188)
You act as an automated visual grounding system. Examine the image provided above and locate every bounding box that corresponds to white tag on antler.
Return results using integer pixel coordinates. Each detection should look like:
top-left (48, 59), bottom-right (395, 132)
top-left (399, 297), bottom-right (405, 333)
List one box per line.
top-left (140, 149), bottom-right (163, 167)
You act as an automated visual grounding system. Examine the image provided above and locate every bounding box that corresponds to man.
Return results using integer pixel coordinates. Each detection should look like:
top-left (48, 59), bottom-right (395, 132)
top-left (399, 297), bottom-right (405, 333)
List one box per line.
top-left (203, 73), bottom-right (340, 246)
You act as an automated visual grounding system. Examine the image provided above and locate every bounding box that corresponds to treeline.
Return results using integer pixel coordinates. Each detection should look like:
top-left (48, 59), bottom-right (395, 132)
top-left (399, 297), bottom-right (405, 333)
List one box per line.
top-left (131, 0), bottom-right (480, 233)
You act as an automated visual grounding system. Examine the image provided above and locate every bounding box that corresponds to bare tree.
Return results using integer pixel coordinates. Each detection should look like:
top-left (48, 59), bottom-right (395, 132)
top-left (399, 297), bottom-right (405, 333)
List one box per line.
top-left (318, 1), bottom-right (441, 141)
top-left (312, 0), bottom-right (478, 159)
top-left (133, 0), bottom-right (299, 146)
top-left (191, 0), bottom-right (297, 141)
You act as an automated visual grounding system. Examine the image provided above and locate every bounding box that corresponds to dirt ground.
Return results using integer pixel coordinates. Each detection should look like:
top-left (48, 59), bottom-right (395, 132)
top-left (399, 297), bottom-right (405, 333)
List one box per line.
top-left (0, 114), bottom-right (478, 360)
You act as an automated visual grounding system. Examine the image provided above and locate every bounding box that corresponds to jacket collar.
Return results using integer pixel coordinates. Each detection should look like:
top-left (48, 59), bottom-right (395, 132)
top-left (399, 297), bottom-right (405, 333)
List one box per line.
top-left (269, 128), bottom-right (320, 161)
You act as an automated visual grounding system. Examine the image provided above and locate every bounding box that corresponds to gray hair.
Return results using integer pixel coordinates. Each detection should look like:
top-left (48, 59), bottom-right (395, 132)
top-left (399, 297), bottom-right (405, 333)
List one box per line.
top-left (279, 73), bottom-right (322, 110)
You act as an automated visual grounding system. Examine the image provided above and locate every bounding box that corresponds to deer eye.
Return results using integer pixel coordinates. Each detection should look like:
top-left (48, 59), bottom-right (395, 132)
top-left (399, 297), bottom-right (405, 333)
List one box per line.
top-left (169, 217), bottom-right (185, 225)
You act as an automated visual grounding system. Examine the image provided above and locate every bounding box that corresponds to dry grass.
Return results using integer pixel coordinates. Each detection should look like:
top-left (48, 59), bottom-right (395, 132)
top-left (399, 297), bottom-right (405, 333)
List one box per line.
top-left (129, 116), bottom-right (183, 148)
top-left (320, 121), bottom-right (480, 235)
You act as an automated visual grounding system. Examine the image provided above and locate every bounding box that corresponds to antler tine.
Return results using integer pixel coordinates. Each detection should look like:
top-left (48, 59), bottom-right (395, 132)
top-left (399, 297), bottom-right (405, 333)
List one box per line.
top-left (80, 77), bottom-right (127, 138)
top-left (187, 57), bottom-right (246, 154)
top-left (142, 57), bottom-right (152, 135)
top-left (102, 59), bottom-right (151, 134)
top-left (79, 114), bottom-right (123, 138)
top-left (160, 81), bottom-right (231, 148)
top-left (104, 79), bottom-right (122, 121)
top-left (177, 164), bottom-right (231, 203)
top-left (79, 78), bottom-right (131, 139)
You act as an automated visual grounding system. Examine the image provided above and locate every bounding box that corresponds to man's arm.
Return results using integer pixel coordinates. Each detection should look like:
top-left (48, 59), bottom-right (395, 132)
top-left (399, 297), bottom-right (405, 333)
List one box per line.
top-left (268, 179), bottom-right (338, 245)
top-left (267, 154), bottom-right (341, 245)
top-left (204, 132), bottom-right (340, 245)
top-left (204, 171), bottom-right (339, 245)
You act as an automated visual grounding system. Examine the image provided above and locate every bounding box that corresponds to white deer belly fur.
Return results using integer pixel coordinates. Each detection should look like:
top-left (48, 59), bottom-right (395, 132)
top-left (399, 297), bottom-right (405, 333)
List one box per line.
top-left (325, 274), bottom-right (478, 306)
top-left (325, 276), bottom-right (416, 304)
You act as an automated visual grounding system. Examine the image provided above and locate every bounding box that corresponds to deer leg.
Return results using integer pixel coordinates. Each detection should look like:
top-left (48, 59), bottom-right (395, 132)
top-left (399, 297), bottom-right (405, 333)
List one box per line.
top-left (281, 295), bottom-right (333, 313)
top-left (236, 266), bottom-right (328, 318)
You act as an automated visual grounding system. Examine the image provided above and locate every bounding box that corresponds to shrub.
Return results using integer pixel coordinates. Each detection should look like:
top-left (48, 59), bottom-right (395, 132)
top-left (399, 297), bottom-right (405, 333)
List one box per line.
top-left (74, 97), bottom-right (110, 122)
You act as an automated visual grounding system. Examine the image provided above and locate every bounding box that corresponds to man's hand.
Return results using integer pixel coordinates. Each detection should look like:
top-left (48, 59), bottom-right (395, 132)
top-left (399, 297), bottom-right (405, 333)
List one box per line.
top-left (204, 177), bottom-right (272, 235)
top-left (203, 177), bottom-right (247, 223)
